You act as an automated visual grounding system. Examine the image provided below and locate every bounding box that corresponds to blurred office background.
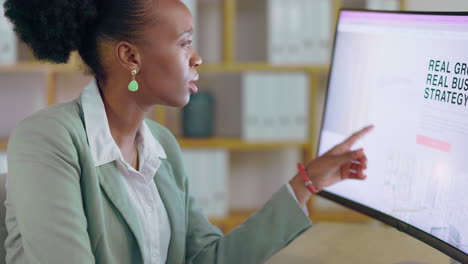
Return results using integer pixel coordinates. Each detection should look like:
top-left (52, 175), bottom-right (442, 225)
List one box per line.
top-left (0, 1), bottom-right (467, 263)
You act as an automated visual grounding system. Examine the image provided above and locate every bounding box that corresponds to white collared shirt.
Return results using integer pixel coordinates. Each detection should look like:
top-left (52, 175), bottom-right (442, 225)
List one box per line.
top-left (82, 79), bottom-right (171, 264)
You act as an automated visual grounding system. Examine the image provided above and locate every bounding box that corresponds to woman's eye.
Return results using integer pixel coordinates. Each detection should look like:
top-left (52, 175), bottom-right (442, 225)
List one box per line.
top-left (182, 40), bottom-right (193, 49)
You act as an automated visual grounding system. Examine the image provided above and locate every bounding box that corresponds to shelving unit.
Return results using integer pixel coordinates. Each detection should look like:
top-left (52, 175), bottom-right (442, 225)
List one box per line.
top-left (209, 209), bottom-right (256, 233)
top-left (193, 0), bottom-right (407, 231)
top-left (0, 140), bottom-right (7, 150)
top-left (179, 137), bottom-right (308, 150)
top-left (0, 0), bottom-right (406, 233)
top-left (199, 63), bottom-right (329, 74)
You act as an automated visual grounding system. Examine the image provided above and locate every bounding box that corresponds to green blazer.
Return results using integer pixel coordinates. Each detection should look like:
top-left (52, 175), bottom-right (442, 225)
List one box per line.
top-left (6, 97), bottom-right (312, 264)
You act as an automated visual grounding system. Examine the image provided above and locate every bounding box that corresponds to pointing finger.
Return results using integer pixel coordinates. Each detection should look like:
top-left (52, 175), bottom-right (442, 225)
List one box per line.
top-left (339, 125), bottom-right (374, 151)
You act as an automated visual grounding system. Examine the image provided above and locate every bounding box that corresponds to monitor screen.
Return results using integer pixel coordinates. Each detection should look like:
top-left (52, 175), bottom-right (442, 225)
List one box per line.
top-left (318, 10), bottom-right (468, 263)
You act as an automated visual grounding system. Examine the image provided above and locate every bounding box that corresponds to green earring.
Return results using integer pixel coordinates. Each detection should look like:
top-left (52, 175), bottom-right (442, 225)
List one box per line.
top-left (128, 69), bottom-right (139, 92)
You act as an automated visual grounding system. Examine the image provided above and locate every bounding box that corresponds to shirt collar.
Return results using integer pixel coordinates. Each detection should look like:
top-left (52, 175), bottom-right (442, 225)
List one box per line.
top-left (81, 79), bottom-right (166, 167)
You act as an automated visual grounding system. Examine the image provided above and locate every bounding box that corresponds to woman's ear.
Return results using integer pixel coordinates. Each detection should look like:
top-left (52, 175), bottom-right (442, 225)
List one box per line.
top-left (115, 41), bottom-right (142, 72)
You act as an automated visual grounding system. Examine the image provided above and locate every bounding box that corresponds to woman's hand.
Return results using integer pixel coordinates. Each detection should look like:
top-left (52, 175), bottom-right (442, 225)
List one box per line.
top-left (289, 125), bottom-right (374, 206)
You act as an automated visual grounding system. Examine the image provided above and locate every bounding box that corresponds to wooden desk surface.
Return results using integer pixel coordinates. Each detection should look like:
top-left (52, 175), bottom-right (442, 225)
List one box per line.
top-left (267, 222), bottom-right (453, 264)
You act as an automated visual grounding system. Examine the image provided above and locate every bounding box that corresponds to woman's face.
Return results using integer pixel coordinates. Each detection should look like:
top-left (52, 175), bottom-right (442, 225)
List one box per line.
top-left (137, 0), bottom-right (202, 108)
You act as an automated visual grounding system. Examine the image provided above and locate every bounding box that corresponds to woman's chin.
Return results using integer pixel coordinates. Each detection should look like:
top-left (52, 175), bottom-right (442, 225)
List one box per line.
top-left (172, 95), bottom-right (191, 108)
top-left (154, 91), bottom-right (191, 108)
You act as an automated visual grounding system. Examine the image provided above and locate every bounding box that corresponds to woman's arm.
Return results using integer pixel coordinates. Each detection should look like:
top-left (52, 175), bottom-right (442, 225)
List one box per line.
top-left (184, 183), bottom-right (312, 264)
top-left (7, 117), bottom-right (94, 264)
top-left (152, 123), bottom-right (311, 264)
top-left (289, 125), bottom-right (373, 208)
top-left (156, 122), bottom-right (372, 264)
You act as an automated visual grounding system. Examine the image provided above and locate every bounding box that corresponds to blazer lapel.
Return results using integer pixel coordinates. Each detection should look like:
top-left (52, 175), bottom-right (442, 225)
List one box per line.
top-left (154, 159), bottom-right (186, 263)
top-left (97, 162), bottom-right (145, 259)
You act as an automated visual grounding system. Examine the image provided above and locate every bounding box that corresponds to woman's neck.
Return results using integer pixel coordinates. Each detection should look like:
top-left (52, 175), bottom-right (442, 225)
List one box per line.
top-left (97, 78), bottom-right (146, 149)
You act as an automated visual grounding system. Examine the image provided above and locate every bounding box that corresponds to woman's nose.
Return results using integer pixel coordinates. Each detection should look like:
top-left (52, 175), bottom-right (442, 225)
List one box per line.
top-left (191, 51), bottom-right (203, 68)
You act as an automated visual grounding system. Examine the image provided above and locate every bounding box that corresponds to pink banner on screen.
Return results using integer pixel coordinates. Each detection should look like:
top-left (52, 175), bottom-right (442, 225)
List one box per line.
top-left (416, 135), bottom-right (451, 152)
top-left (341, 11), bottom-right (468, 25)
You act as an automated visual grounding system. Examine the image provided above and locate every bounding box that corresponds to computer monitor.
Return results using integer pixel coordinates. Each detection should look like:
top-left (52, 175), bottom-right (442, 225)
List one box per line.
top-left (318, 10), bottom-right (468, 263)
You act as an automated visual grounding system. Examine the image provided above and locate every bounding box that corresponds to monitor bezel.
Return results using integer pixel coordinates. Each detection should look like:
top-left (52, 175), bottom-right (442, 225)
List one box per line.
top-left (316, 9), bottom-right (468, 263)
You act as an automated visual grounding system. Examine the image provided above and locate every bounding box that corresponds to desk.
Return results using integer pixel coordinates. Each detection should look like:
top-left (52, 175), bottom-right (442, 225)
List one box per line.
top-left (267, 222), bottom-right (453, 264)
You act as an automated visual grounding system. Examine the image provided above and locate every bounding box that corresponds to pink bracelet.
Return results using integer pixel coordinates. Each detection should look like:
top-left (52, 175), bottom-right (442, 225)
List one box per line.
top-left (297, 163), bottom-right (318, 194)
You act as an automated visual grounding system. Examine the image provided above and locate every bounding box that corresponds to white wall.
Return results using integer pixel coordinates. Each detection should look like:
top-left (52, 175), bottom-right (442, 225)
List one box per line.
top-left (406, 0), bottom-right (468, 11)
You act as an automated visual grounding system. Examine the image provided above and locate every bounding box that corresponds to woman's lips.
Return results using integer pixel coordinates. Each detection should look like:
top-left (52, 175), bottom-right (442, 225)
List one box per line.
top-left (189, 81), bottom-right (198, 93)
